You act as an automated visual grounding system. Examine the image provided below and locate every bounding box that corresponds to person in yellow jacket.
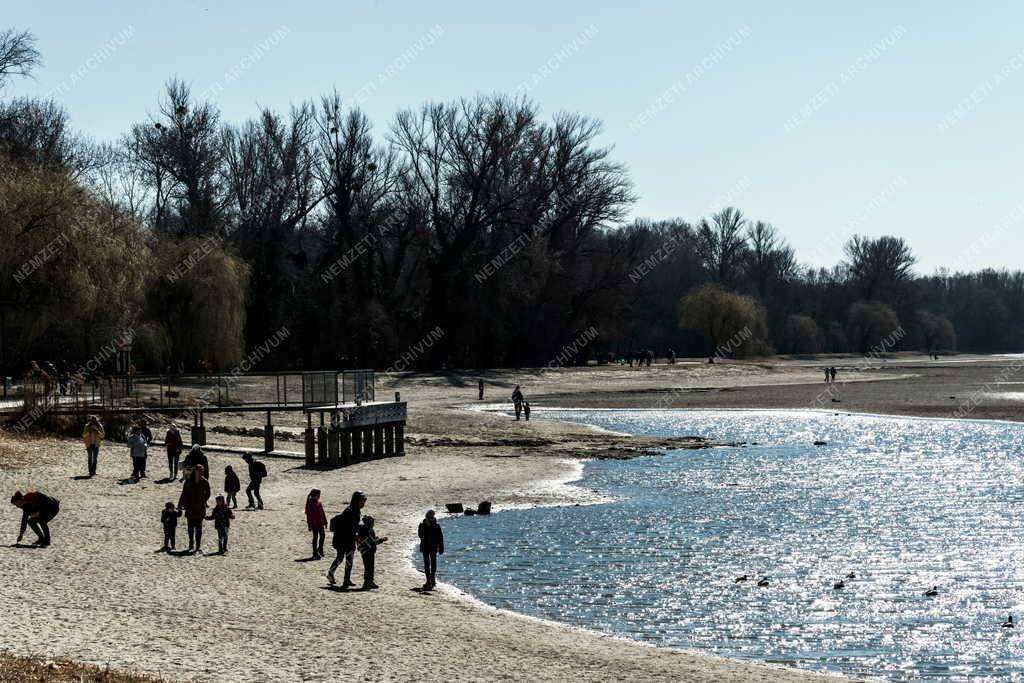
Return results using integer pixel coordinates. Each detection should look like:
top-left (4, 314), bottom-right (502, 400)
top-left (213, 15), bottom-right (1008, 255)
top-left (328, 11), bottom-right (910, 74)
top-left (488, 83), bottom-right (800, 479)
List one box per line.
top-left (82, 415), bottom-right (104, 477)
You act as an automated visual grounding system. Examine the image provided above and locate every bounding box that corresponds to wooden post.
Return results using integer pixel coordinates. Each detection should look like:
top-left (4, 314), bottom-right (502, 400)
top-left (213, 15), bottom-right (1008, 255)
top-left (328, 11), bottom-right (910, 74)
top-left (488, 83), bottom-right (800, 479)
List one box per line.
top-left (352, 426), bottom-right (363, 460)
top-left (384, 423), bottom-right (395, 456)
top-left (340, 428), bottom-right (351, 465)
top-left (328, 426), bottom-right (340, 466)
top-left (304, 427), bottom-right (315, 466)
top-left (373, 425), bottom-right (385, 458)
top-left (317, 424), bottom-right (328, 465)
top-left (395, 423), bottom-right (405, 456)
top-left (264, 410), bottom-right (274, 454)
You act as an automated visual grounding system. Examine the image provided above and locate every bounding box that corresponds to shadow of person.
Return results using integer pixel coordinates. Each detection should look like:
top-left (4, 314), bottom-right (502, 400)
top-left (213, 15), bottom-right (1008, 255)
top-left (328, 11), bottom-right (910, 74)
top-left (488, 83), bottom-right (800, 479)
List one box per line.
top-left (168, 549), bottom-right (194, 557)
top-left (70, 475), bottom-right (92, 481)
top-left (116, 478), bottom-right (138, 485)
top-left (294, 557), bottom-right (319, 563)
top-left (320, 585), bottom-right (364, 593)
top-left (155, 477), bottom-right (177, 485)
top-left (10, 543), bottom-right (44, 549)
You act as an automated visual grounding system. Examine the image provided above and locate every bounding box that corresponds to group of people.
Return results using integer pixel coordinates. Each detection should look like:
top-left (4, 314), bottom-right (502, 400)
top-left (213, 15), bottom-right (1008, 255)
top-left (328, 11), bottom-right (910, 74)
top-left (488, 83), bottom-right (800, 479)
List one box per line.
top-left (823, 366), bottom-right (839, 383)
top-left (511, 385), bottom-right (531, 420)
top-left (15, 416), bottom-right (447, 589)
top-left (304, 489), bottom-right (444, 591)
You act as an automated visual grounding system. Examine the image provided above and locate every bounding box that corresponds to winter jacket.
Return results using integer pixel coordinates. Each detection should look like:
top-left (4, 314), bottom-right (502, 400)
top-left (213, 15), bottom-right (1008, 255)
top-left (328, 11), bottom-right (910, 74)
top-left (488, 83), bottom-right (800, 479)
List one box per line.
top-left (329, 506), bottom-right (361, 550)
top-left (183, 450), bottom-right (209, 477)
top-left (128, 432), bottom-right (148, 459)
top-left (18, 491), bottom-right (59, 536)
top-left (418, 520), bottom-right (444, 554)
top-left (247, 459), bottom-right (267, 481)
top-left (161, 508), bottom-right (182, 528)
top-left (177, 476), bottom-right (211, 521)
top-left (82, 423), bottom-right (104, 447)
top-left (305, 498), bottom-right (327, 531)
top-left (224, 470), bottom-right (241, 493)
top-left (207, 504), bottom-right (234, 529)
top-left (165, 429), bottom-right (183, 456)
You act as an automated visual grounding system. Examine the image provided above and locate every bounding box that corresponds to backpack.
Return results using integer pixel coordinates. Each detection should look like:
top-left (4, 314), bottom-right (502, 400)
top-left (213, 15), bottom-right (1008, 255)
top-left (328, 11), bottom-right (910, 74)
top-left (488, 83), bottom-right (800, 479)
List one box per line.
top-left (329, 514), bottom-right (342, 533)
top-left (254, 461), bottom-right (268, 479)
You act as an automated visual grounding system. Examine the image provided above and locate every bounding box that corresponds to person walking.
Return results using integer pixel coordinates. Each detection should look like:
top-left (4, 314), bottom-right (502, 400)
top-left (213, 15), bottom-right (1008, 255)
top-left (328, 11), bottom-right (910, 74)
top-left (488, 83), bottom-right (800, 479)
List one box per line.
top-left (82, 415), bottom-right (104, 477)
top-left (165, 425), bottom-right (183, 480)
top-left (511, 385), bottom-right (524, 420)
top-left (418, 509), bottom-right (444, 590)
top-left (242, 454), bottom-right (267, 510)
top-left (127, 426), bottom-right (149, 481)
top-left (830, 366), bottom-right (838, 383)
top-left (224, 466), bottom-right (241, 509)
top-left (305, 489), bottom-right (327, 560)
top-left (182, 445), bottom-right (209, 482)
top-left (10, 490), bottom-right (60, 547)
top-left (327, 490), bottom-right (366, 588)
top-left (478, 378), bottom-right (485, 401)
top-left (177, 465), bottom-right (211, 553)
top-left (206, 495), bottom-right (234, 554)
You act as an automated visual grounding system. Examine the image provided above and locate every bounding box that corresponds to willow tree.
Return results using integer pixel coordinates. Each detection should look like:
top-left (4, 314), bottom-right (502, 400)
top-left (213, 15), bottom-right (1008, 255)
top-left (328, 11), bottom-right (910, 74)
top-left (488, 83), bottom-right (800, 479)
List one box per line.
top-left (679, 284), bottom-right (767, 362)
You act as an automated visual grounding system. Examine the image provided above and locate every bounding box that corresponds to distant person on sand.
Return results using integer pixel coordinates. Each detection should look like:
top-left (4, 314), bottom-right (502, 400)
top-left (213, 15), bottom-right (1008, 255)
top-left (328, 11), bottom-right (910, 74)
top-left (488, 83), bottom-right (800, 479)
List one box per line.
top-left (178, 465), bottom-right (211, 553)
top-left (830, 367), bottom-right (838, 383)
top-left (512, 385), bottom-right (524, 420)
top-left (165, 425), bottom-right (183, 480)
top-left (242, 453), bottom-right (267, 510)
top-left (824, 367), bottom-right (830, 383)
top-left (327, 490), bottom-right (366, 588)
top-left (127, 426), bottom-right (149, 481)
top-left (305, 489), bottom-right (327, 560)
top-left (161, 502), bottom-right (181, 551)
top-left (206, 495), bottom-right (234, 554)
top-left (478, 378), bottom-right (484, 401)
top-left (82, 415), bottom-right (104, 477)
top-left (224, 466), bottom-right (240, 509)
top-left (523, 401), bottom-right (531, 421)
top-left (357, 514), bottom-right (387, 590)
top-left (10, 490), bottom-right (60, 547)
top-left (668, 348), bottom-right (676, 365)
top-left (182, 445), bottom-right (209, 482)
top-left (418, 509), bottom-right (444, 590)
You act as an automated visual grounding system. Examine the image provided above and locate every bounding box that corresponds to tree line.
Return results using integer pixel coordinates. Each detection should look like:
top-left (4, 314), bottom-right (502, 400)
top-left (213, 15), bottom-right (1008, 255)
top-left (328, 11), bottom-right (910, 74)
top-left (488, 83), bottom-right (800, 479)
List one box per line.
top-left (0, 29), bottom-right (1016, 375)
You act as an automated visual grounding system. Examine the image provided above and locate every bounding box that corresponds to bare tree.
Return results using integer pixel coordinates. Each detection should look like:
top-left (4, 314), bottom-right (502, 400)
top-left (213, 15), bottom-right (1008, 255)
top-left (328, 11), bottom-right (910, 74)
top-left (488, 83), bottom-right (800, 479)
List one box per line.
top-left (697, 207), bottom-right (749, 285)
top-left (843, 234), bottom-right (917, 301)
top-left (0, 28), bottom-right (41, 88)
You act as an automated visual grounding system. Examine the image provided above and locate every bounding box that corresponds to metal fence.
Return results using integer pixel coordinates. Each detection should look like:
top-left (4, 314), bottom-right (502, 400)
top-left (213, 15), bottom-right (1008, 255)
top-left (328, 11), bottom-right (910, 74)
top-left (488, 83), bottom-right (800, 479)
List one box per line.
top-left (9, 370), bottom-right (376, 413)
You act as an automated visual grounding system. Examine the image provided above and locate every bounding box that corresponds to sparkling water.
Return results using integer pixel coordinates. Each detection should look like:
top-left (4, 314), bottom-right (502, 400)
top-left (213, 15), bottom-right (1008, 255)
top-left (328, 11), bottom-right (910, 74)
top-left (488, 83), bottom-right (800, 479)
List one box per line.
top-left (442, 410), bottom-right (1024, 680)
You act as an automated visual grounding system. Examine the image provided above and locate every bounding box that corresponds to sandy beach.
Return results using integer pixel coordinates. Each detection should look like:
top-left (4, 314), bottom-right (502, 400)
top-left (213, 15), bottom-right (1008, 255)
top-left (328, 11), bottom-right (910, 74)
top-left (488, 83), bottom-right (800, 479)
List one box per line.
top-left (2, 354), bottom-right (1020, 682)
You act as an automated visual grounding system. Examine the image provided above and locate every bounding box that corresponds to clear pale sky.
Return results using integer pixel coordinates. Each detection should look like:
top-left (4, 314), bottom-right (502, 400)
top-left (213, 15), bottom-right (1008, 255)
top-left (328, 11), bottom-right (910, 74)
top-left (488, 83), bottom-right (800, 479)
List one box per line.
top-left (5, 1), bottom-right (1023, 273)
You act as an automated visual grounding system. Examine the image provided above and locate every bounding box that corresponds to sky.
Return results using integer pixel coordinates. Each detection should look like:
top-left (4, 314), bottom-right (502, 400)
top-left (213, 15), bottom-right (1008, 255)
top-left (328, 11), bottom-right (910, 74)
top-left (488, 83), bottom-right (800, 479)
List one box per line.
top-left (4, 0), bottom-right (1023, 274)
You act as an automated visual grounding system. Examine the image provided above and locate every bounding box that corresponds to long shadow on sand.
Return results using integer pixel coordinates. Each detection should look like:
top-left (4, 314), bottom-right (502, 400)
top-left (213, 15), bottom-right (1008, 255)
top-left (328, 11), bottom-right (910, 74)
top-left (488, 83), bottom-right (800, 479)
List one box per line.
top-left (320, 585), bottom-right (370, 593)
top-left (9, 543), bottom-right (45, 550)
top-left (70, 475), bottom-right (92, 481)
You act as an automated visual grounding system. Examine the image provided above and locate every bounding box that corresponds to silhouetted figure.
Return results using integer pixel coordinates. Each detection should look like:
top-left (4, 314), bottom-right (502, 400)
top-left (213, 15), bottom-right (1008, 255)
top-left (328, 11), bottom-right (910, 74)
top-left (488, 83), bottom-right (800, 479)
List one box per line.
top-left (242, 453), bottom-right (266, 510)
top-left (824, 367), bottom-right (830, 383)
top-left (668, 349), bottom-right (676, 365)
top-left (829, 366), bottom-right (837, 383)
top-left (511, 385), bottom-right (524, 420)
top-left (11, 490), bottom-right (59, 546)
top-left (478, 378), bottom-right (484, 401)
top-left (161, 502), bottom-right (181, 551)
top-left (357, 515), bottom-right (387, 589)
top-left (328, 490), bottom-right (366, 588)
top-left (206, 495), bottom-right (234, 554)
top-left (418, 509), bottom-right (445, 590)
top-left (178, 466), bottom-right (210, 553)
top-left (523, 401), bottom-right (531, 421)
top-left (224, 466), bottom-right (240, 508)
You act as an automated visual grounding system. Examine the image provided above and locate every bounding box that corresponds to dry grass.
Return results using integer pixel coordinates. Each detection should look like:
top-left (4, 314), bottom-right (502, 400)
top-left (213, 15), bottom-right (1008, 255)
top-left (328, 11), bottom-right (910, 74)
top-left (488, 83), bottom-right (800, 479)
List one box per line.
top-left (0, 654), bottom-right (174, 682)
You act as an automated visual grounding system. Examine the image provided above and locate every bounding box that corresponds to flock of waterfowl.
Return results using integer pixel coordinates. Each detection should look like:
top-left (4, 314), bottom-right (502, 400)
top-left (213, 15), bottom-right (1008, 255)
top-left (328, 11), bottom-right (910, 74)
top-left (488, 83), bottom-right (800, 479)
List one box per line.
top-left (733, 575), bottom-right (1015, 629)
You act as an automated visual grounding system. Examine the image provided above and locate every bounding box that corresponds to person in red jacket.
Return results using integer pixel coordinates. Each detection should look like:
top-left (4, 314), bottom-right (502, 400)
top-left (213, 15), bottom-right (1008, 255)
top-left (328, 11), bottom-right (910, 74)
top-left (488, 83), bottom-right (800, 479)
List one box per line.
top-left (305, 489), bottom-right (327, 560)
top-left (165, 425), bottom-right (184, 480)
top-left (10, 490), bottom-right (60, 547)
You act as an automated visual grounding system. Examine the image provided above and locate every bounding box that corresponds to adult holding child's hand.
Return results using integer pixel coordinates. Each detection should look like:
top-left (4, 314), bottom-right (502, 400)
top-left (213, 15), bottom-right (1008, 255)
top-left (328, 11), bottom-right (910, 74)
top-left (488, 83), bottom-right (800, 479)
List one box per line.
top-left (177, 464), bottom-right (210, 554)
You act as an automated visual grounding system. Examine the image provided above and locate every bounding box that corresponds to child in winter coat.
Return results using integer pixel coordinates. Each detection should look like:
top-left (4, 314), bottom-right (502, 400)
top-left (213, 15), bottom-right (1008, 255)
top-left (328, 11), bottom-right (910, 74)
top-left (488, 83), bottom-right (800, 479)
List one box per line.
top-left (224, 466), bottom-right (241, 509)
top-left (305, 489), bottom-right (327, 560)
top-left (357, 515), bottom-right (387, 589)
top-left (161, 502), bottom-right (182, 551)
top-left (206, 495), bottom-right (235, 554)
